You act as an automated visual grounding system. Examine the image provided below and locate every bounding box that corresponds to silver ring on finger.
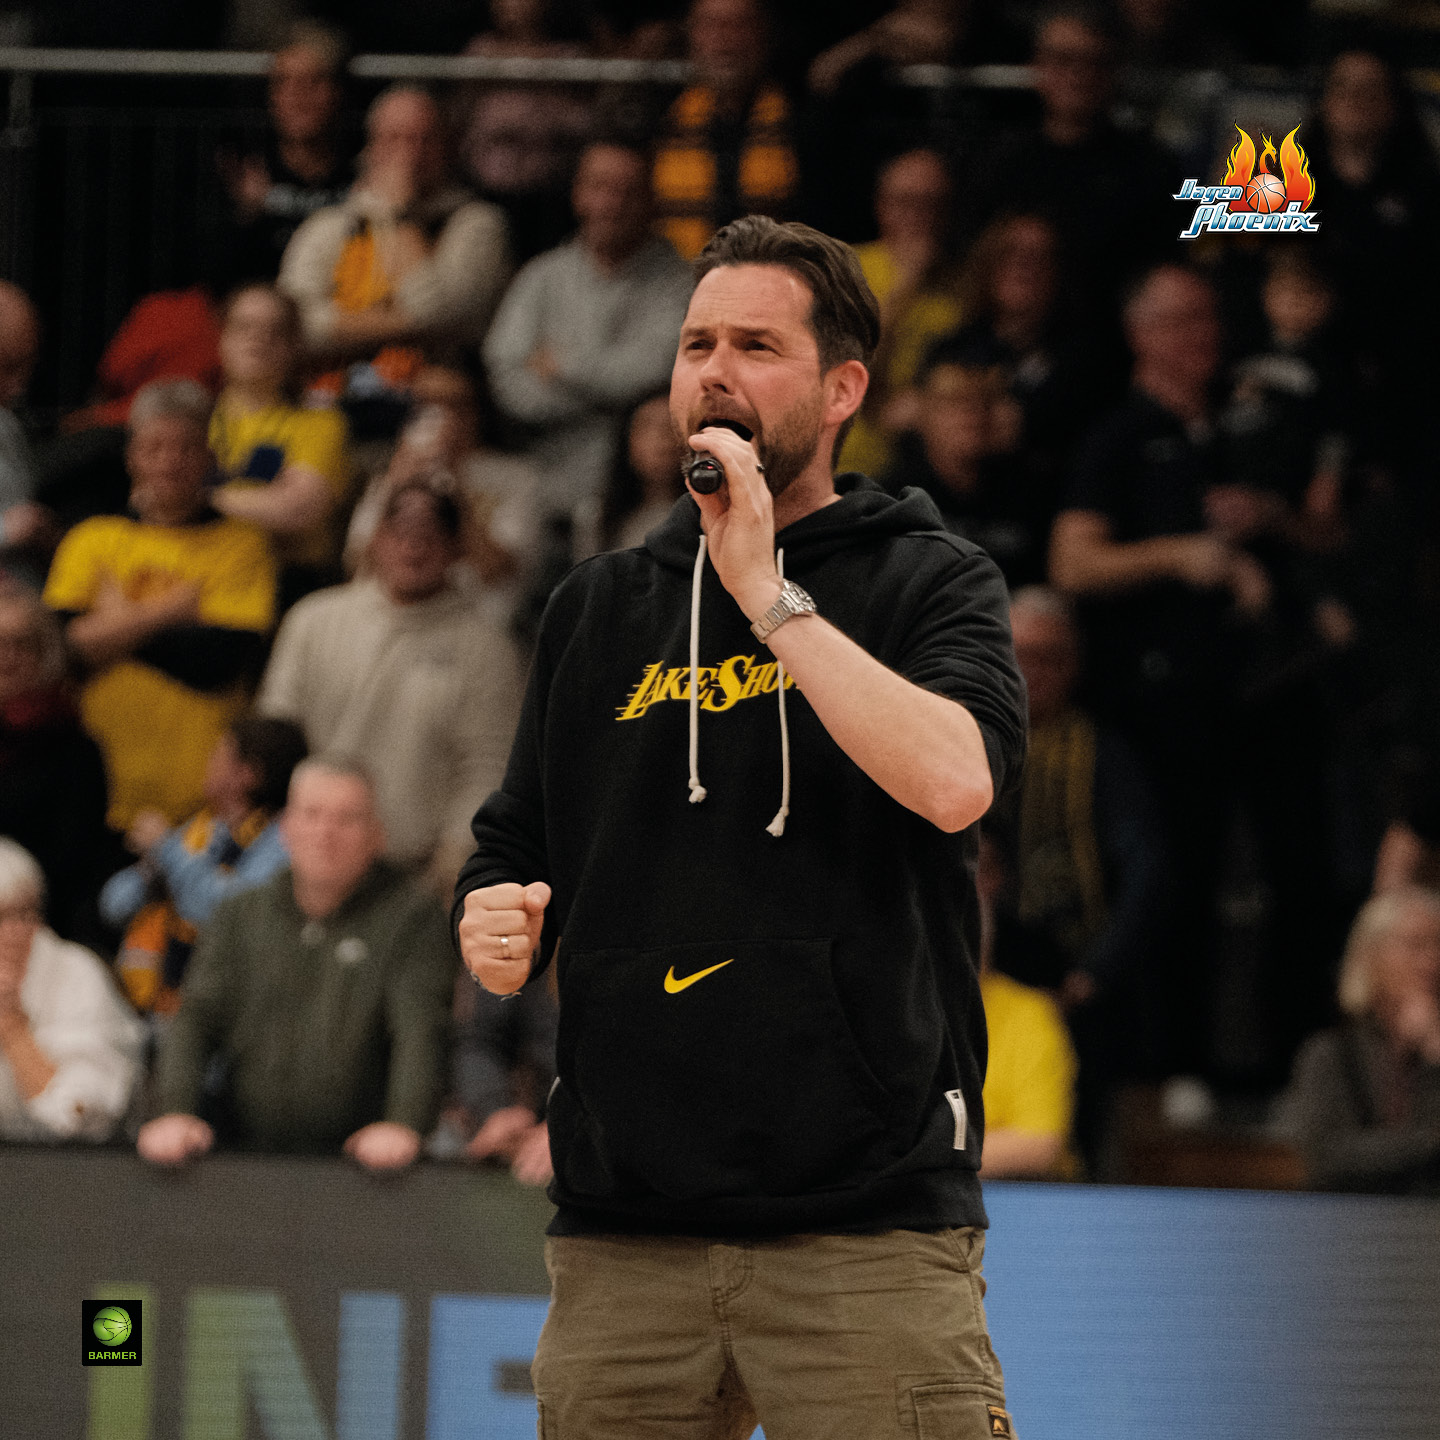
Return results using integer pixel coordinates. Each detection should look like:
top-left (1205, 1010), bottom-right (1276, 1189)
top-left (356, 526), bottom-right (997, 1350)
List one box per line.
top-left (500, 934), bottom-right (510, 957)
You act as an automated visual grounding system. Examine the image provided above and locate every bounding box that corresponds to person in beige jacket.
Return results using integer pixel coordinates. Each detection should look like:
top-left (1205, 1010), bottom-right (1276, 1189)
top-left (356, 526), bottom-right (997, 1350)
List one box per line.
top-left (278, 85), bottom-right (510, 413)
top-left (258, 481), bottom-right (524, 895)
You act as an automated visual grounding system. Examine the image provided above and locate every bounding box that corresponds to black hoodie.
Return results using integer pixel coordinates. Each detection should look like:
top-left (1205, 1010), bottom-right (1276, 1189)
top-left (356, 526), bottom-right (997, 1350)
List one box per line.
top-left (455, 473), bottom-right (1027, 1236)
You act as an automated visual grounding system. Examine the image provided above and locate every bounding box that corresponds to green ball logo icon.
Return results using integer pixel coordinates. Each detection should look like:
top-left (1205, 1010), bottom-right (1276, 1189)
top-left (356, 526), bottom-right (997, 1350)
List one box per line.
top-left (93, 1307), bottom-right (132, 1347)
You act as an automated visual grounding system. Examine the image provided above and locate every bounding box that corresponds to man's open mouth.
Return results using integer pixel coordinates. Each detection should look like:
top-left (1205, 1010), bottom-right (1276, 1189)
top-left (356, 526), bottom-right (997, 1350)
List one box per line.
top-left (699, 418), bottom-right (754, 442)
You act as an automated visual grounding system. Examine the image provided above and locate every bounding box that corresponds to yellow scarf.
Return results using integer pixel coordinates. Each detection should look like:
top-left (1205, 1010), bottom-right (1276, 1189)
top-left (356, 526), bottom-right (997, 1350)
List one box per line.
top-left (1017, 709), bottom-right (1108, 957)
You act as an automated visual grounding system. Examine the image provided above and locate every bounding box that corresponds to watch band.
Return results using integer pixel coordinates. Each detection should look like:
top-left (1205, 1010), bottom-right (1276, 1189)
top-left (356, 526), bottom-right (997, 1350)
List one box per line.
top-left (750, 579), bottom-right (817, 644)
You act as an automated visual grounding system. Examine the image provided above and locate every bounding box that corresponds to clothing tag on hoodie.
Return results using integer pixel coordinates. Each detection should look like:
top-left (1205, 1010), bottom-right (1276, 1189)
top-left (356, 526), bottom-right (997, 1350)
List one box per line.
top-left (944, 1089), bottom-right (967, 1151)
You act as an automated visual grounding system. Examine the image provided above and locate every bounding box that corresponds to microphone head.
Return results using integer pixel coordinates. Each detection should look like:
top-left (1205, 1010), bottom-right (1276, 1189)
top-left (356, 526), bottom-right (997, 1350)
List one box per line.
top-left (684, 455), bottom-right (726, 495)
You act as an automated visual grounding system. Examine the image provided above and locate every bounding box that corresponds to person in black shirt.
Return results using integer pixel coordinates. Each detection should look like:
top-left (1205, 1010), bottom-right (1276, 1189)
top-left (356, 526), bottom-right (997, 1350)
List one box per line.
top-left (218, 22), bottom-right (355, 286)
top-left (882, 357), bottom-right (1047, 588)
top-left (1303, 50), bottom-right (1440, 472)
top-left (924, 212), bottom-right (1120, 510)
top-left (455, 216), bottom-right (1026, 1439)
top-left (1050, 266), bottom-right (1268, 719)
top-left (1051, 264), bottom-right (1263, 1077)
top-left (1219, 248), bottom-right (1351, 514)
top-left (964, 7), bottom-right (1176, 328)
top-left (1053, 262), bottom-right (1345, 1079)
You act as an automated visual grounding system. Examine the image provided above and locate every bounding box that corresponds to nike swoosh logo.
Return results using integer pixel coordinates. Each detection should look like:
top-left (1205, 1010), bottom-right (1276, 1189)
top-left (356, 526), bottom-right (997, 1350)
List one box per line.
top-left (663, 960), bottom-right (734, 994)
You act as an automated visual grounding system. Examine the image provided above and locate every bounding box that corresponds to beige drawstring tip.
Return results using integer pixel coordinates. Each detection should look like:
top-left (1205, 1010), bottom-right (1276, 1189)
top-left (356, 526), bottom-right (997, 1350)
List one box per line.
top-left (765, 808), bottom-right (788, 837)
top-left (689, 781), bottom-right (708, 804)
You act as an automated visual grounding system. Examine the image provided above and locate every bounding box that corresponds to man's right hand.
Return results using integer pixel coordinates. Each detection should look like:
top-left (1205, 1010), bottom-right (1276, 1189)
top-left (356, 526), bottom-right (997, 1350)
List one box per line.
top-left (137, 1112), bottom-right (214, 1166)
top-left (458, 882), bottom-right (551, 995)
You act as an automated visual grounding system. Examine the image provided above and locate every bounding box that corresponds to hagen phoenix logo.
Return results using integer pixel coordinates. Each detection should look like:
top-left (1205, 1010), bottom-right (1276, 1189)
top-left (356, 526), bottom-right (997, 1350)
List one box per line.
top-left (1175, 126), bottom-right (1318, 239)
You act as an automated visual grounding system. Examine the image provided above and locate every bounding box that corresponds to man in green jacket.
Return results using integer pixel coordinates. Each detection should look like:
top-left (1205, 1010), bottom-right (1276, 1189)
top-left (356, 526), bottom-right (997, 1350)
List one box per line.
top-left (138, 755), bottom-right (455, 1170)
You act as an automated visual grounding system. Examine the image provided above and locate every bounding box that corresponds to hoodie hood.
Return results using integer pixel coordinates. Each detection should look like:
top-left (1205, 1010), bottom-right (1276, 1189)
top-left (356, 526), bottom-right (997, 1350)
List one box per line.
top-left (644, 472), bottom-right (955, 572)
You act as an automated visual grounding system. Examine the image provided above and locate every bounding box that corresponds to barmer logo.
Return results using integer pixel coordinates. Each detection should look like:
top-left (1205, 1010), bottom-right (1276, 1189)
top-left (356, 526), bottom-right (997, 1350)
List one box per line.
top-left (1176, 125), bottom-right (1318, 239)
top-left (617, 653), bottom-right (795, 721)
top-left (82, 1298), bottom-right (143, 1366)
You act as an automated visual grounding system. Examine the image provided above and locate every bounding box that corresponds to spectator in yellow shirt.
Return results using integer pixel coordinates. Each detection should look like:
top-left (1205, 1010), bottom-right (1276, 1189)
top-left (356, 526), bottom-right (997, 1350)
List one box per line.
top-left (43, 380), bottom-right (275, 829)
top-left (981, 965), bottom-right (1079, 1179)
top-left (978, 833), bottom-right (1080, 1179)
top-left (208, 283), bottom-right (352, 608)
top-left (838, 149), bottom-right (964, 478)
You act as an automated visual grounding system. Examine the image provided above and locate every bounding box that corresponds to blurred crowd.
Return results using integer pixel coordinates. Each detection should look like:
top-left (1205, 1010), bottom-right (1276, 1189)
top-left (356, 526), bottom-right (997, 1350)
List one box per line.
top-left (2, 0), bottom-right (1440, 1195)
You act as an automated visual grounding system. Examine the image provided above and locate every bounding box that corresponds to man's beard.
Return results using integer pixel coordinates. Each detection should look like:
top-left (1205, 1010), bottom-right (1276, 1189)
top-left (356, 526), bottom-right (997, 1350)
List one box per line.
top-left (681, 391), bottom-right (825, 499)
top-left (755, 392), bottom-right (824, 498)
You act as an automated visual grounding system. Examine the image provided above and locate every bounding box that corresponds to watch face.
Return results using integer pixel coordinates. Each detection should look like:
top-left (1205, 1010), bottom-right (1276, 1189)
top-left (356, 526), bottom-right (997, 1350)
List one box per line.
top-left (754, 581), bottom-right (815, 640)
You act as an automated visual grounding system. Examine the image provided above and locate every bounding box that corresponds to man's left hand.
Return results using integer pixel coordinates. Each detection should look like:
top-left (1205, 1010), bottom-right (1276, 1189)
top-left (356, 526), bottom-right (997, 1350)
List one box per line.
top-left (686, 425), bottom-right (783, 621)
top-left (344, 1121), bottom-right (423, 1171)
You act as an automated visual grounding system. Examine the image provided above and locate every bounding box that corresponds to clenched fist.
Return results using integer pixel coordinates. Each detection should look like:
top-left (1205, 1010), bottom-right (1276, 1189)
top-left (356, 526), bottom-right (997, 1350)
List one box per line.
top-left (459, 881), bottom-right (551, 995)
top-left (137, 1112), bottom-right (214, 1166)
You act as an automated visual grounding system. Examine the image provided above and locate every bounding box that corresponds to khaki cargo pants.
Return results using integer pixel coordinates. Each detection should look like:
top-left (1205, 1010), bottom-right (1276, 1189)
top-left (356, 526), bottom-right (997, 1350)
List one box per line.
top-left (531, 1227), bottom-right (1016, 1440)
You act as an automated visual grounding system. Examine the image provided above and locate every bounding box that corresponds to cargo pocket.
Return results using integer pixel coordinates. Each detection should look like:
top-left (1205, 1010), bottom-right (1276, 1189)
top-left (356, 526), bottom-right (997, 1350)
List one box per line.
top-left (559, 936), bottom-right (893, 1199)
top-left (911, 1383), bottom-right (1015, 1439)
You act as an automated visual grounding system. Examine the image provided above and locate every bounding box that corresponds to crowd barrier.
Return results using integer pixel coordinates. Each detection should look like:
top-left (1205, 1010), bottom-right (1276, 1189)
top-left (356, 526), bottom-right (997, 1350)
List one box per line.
top-left (7, 1144), bottom-right (1440, 1439)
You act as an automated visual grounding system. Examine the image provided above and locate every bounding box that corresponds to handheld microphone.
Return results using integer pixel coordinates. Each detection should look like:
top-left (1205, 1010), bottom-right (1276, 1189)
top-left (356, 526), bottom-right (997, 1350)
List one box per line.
top-left (684, 454), bottom-right (726, 494)
top-left (684, 420), bottom-right (756, 495)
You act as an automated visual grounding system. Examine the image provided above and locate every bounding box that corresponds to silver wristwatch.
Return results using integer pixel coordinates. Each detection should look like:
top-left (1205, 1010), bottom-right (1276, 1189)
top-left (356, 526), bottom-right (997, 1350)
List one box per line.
top-left (750, 579), bottom-right (817, 644)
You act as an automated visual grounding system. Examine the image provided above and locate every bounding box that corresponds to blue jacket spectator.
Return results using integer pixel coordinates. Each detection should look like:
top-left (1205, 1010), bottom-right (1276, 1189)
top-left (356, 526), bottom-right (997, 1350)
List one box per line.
top-left (101, 715), bottom-right (307, 1015)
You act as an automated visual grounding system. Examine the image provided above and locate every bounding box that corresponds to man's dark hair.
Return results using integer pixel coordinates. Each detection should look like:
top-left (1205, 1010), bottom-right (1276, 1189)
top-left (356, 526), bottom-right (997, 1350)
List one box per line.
top-left (693, 215), bottom-right (882, 373)
top-left (230, 715), bottom-right (309, 813)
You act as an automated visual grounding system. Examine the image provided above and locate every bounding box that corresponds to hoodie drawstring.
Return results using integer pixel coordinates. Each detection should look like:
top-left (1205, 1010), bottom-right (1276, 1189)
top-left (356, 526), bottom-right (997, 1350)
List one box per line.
top-left (686, 534), bottom-right (791, 836)
top-left (687, 535), bottom-right (708, 804)
top-left (766, 548), bottom-right (791, 837)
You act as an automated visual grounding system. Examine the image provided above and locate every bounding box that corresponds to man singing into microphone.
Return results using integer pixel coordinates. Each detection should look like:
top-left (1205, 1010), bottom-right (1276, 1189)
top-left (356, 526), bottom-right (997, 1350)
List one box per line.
top-left (455, 215), bottom-right (1026, 1439)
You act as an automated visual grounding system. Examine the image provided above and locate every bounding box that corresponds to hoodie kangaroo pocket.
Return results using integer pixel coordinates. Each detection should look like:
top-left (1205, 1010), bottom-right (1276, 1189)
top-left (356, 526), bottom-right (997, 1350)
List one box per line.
top-left (559, 937), bottom-right (893, 1201)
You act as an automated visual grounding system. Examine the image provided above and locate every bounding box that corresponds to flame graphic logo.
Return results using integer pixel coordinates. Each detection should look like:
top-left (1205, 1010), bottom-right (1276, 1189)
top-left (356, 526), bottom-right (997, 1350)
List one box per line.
top-left (1222, 125), bottom-right (1317, 212)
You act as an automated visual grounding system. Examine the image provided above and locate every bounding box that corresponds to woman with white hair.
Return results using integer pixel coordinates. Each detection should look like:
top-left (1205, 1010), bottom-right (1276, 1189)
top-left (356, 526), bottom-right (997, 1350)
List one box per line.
top-left (1276, 886), bottom-right (1440, 1193)
top-left (0, 837), bottom-right (145, 1143)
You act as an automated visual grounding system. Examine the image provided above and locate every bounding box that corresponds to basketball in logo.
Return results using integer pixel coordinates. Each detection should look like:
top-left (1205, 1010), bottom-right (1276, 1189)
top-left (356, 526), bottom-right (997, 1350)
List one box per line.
top-left (1245, 172), bottom-right (1287, 212)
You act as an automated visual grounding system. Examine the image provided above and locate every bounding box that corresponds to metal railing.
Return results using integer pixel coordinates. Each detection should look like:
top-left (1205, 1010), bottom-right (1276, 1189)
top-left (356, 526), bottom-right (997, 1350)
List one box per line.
top-left (0, 49), bottom-right (703, 415)
top-left (0, 46), bottom-right (1326, 416)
